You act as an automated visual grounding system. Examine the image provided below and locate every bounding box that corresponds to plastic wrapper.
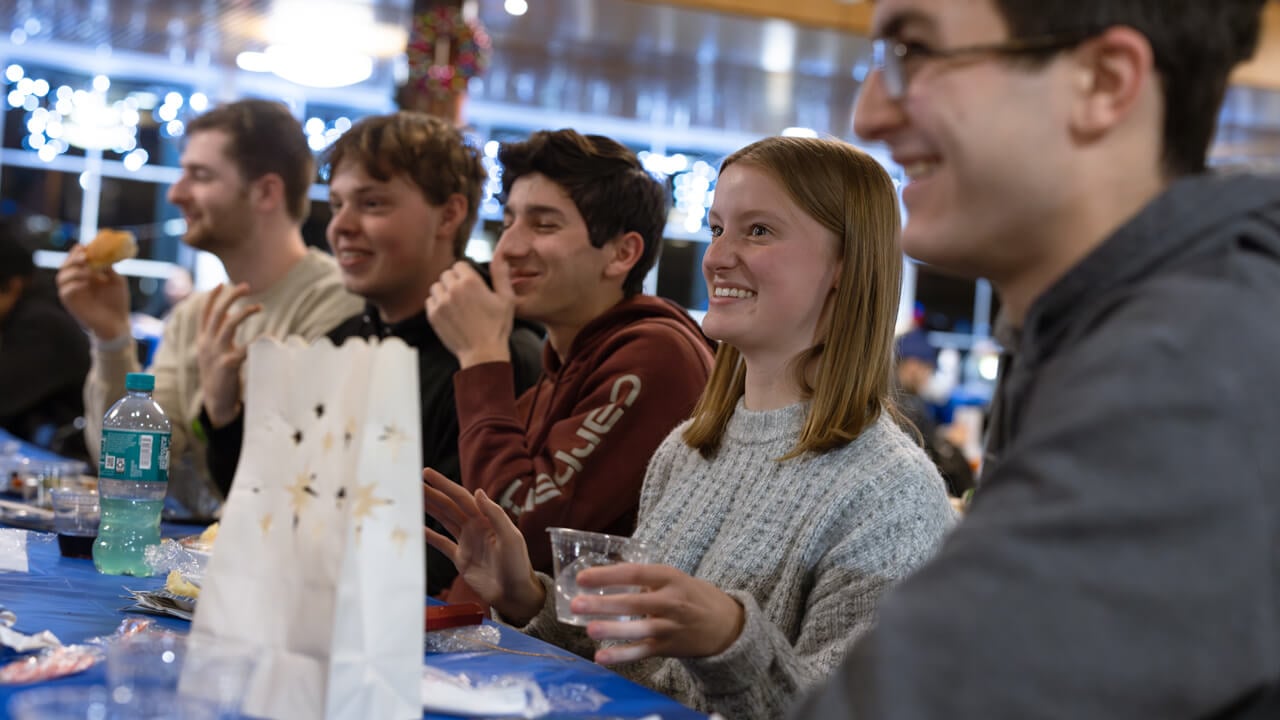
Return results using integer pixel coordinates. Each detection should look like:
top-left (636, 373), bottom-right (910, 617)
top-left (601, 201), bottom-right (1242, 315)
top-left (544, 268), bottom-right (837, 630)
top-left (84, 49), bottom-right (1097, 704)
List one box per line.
top-left (0, 644), bottom-right (101, 684)
top-left (144, 537), bottom-right (207, 579)
top-left (545, 682), bottom-right (610, 713)
top-left (424, 623), bottom-right (501, 653)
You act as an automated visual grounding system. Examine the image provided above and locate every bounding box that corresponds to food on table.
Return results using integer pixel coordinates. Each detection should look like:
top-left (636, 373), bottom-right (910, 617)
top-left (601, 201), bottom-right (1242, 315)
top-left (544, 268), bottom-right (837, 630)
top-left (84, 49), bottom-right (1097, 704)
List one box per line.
top-left (198, 521), bottom-right (219, 545)
top-left (83, 228), bottom-right (138, 269)
top-left (164, 570), bottom-right (200, 599)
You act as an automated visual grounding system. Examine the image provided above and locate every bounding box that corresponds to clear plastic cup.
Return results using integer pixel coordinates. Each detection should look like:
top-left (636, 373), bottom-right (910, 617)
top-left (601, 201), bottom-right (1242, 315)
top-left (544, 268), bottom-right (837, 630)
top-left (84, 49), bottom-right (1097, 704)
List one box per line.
top-left (106, 634), bottom-right (187, 699)
top-left (547, 527), bottom-right (653, 626)
top-left (49, 487), bottom-right (99, 559)
top-left (105, 633), bottom-right (255, 718)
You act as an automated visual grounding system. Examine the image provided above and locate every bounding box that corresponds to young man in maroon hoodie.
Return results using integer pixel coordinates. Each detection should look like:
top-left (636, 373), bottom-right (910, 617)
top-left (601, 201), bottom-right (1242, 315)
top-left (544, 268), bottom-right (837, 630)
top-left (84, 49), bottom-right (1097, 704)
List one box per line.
top-left (426, 129), bottom-right (714, 599)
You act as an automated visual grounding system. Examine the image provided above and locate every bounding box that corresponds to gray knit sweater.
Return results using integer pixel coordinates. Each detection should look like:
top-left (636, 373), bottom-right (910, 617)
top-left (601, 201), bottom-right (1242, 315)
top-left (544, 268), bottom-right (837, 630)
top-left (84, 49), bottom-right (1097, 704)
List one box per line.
top-left (515, 401), bottom-right (955, 719)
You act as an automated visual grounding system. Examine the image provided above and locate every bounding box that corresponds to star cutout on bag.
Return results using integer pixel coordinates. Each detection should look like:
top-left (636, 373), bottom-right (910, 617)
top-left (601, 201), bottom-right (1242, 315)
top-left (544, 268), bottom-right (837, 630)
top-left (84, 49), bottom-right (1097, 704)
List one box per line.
top-left (286, 471), bottom-right (317, 519)
top-left (377, 423), bottom-right (408, 461)
top-left (390, 526), bottom-right (409, 551)
top-left (259, 513), bottom-right (273, 536)
top-left (344, 418), bottom-right (357, 449)
top-left (322, 431), bottom-right (334, 453)
top-left (351, 480), bottom-right (394, 522)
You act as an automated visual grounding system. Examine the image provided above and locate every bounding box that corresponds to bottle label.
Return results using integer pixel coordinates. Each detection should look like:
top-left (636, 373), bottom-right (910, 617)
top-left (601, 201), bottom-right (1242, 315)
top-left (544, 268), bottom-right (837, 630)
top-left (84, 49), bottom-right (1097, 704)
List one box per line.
top-left (99, 429), bottom-right (170, 483)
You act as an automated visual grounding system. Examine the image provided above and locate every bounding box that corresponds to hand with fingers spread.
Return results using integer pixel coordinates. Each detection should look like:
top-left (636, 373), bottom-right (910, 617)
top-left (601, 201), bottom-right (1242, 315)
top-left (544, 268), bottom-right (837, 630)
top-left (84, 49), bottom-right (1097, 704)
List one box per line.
top-left (421, 467), bottom-right (545, 624)
top-left (425, 261), bottom-right (515, 369)
top-left (196, 283), bottom-right (263, 429)
top-left (572, 563), bottom-right (745, 666)
top-left (55, 245), bottom-right (131, 341)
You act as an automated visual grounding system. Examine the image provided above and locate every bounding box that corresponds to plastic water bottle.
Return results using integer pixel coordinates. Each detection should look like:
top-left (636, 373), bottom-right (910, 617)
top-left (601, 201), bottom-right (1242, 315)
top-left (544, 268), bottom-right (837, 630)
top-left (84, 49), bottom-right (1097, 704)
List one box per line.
top-left (93, 372), bottom-right (171, 576)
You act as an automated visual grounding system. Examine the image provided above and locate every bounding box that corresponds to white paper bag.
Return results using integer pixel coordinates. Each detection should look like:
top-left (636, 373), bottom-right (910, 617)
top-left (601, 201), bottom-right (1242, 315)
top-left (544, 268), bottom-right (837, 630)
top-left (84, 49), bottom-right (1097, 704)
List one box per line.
top-left (188, 337), bottom-right (425, 720)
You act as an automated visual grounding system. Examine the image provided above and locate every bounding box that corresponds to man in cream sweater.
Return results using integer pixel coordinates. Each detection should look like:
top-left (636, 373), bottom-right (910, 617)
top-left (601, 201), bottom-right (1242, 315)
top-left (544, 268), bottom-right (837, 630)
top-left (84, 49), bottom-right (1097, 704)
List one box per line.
top-left (56, 99), bottom-right (361, 518)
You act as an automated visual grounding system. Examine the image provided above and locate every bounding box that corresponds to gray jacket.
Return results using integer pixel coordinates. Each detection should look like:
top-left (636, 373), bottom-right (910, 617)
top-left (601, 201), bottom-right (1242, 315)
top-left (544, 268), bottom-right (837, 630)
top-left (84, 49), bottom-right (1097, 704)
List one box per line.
top-left (792, 173), bottom-right (1280, 719)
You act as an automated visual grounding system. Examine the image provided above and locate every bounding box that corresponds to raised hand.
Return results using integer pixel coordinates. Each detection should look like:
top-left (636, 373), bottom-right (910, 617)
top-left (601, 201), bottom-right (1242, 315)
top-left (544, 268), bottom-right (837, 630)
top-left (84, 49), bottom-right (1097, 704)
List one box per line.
top-left (421, 468), bottom-right (545, 624)
top-left (572, 563), bottom-right (746, 665)
top-left (425, 261), bottom-right (515, 368)
top-left (55, 245), bottom-right (131, 341)
top-left (196, 283), bottom-right (262, 428)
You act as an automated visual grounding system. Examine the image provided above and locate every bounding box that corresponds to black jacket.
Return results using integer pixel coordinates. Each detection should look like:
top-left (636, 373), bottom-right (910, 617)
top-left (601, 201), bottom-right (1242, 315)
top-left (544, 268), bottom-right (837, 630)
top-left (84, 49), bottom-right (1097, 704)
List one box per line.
top-left (0, 277), bottom-right (90, 459)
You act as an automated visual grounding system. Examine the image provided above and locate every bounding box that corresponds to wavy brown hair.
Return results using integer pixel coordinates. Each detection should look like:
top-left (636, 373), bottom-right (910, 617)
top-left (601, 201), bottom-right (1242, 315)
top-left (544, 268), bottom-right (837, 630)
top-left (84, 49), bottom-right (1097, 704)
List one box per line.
top-left (324, 112), bottom-right (485, 258)
top-left (683, 136), bottom-right (903, 460)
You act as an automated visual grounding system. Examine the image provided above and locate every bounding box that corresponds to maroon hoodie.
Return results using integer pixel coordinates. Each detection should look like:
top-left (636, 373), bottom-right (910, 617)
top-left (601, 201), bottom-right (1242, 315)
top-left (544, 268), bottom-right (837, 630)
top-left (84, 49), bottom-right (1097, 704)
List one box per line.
top-left (451, 295), bottom-right (714, 578)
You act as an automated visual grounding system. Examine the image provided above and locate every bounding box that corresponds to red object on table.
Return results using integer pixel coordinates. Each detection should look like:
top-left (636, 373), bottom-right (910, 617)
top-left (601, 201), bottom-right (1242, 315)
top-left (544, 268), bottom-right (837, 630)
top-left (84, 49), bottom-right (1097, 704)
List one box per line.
top-left (426, 603), bottom-right (485, 631)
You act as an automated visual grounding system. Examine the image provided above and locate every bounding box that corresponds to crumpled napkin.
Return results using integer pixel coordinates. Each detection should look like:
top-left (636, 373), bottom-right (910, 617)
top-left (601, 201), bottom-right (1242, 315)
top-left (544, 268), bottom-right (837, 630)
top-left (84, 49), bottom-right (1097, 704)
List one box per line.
top-left (422, 665), bottom-right (549, 718)
top-left (0, 528), bottom-right (29, 573)
top-left (0, 625), bottom-right (61, 654)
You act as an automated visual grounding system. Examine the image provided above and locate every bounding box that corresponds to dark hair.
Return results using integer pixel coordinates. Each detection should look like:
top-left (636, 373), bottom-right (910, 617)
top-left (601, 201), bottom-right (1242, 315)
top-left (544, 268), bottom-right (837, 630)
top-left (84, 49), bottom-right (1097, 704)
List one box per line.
top-left (324, 112), bottom-right (485, 258)
top-left (185, 99), bottom-right (315, 222)
top-left (993, 0), bottom-right (1266, 176)
top-left (0, 218), bottom-right (35, 286)
top-left (498, 129), bottom-right (668, 296)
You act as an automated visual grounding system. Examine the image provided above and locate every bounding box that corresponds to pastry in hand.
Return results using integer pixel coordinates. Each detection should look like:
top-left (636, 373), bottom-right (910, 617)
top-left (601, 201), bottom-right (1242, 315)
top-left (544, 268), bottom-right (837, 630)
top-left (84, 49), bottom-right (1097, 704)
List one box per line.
top-left (84, 228), bottom-right (138, 269)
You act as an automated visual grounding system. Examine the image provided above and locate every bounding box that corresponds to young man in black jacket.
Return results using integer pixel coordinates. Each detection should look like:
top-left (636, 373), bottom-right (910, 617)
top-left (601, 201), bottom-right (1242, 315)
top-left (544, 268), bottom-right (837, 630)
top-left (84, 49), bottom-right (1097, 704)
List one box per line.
top-left (793, 1), bottom-right (1280, 718)
top-left (203, 113), bottom-right (542, 595)
top-left (0, 221), bottom-right (90, 459)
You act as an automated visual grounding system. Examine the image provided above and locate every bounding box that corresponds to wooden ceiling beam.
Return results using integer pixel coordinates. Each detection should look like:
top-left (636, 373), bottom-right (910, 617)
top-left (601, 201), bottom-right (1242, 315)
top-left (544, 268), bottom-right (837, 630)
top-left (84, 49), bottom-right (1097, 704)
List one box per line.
top-left (633, 0), bottom-right (874, 35)
top-left (1232, 2), bottom-right (1280, 90)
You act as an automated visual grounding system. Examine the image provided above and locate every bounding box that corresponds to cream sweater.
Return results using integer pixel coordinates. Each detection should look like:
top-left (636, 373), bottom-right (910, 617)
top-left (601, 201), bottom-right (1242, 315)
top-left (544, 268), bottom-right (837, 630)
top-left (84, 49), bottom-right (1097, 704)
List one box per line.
top-left (516, 401), bottom-right (956, 719)
top-left (83, 249), bottom-right (362, 516)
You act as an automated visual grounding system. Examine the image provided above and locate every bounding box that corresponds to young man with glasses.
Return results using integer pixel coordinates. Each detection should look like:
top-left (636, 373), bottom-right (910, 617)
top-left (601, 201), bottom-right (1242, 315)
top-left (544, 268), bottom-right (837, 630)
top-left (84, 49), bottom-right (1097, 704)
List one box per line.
top-left (794, 1), bottom-right (1279, 718)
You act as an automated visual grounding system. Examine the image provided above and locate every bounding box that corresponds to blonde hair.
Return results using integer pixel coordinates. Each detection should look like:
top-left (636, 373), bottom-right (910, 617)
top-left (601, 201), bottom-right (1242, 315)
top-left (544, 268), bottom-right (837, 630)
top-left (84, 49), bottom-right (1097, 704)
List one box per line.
top-left (682, 136), bottom-right (903, 460)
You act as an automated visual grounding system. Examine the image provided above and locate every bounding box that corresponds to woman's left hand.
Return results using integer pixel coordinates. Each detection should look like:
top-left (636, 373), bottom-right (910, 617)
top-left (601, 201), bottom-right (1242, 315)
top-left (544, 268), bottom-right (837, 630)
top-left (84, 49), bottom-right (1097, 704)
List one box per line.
top-left (572, 564), bottom-right (745, 665)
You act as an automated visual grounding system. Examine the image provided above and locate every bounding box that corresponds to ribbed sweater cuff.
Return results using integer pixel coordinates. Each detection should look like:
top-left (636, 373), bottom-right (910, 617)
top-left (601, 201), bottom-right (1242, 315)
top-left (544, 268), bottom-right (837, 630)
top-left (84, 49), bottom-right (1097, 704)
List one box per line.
top-left (491, 572), bottom-right (558, 631)
top-left (682, 589), bottom-right (773, 695)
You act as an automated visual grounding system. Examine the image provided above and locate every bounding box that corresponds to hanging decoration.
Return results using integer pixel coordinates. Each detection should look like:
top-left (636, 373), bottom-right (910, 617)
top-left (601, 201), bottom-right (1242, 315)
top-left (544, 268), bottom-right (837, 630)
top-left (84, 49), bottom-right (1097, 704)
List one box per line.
top-left (406, 6), bottom-right (492, 99)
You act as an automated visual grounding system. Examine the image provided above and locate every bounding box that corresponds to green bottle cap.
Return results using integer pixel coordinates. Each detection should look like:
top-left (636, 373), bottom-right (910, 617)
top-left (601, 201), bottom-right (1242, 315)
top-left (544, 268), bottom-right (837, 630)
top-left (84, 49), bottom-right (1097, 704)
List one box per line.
top-left (125, 372), bottom-right (155, 392)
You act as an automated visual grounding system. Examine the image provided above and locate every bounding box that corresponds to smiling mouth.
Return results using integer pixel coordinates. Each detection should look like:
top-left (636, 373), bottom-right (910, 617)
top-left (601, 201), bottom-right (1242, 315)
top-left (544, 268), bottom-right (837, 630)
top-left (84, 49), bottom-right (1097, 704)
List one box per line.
top-left (336, 250), bottom-right (372, 266)
top-left (713, 287), bottom-right (756, 299)
top-left (901, 160), bottom-right (940, 181)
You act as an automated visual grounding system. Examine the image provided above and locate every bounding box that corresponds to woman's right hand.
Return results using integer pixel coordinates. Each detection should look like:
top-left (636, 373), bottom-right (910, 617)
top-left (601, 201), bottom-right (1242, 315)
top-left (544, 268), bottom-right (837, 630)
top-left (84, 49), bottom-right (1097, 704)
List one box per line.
top-left (422, 468), bottom-right (545, 624)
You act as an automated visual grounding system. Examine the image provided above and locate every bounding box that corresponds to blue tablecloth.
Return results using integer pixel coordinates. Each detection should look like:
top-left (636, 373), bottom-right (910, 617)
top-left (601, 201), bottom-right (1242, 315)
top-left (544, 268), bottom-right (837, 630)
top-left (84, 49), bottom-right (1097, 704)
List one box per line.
top-left (0, 428), bottom-right (71, 465)
top-left (0, 534), bottom-right (707, 719)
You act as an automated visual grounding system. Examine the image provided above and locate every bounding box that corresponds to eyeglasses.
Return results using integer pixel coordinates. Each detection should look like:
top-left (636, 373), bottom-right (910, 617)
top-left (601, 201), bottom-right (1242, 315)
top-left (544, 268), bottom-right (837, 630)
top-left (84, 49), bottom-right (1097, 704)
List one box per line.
top-left (870, 31), bottom-right (1099, 100)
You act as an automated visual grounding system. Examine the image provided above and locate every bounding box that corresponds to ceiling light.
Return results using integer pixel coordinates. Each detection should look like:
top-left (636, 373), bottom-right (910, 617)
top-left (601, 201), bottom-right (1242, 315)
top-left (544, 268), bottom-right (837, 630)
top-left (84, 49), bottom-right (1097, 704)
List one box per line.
top-left (265, 45), bottom-right (373, 89)
top-left (236, 51), bottom-right (272, 73)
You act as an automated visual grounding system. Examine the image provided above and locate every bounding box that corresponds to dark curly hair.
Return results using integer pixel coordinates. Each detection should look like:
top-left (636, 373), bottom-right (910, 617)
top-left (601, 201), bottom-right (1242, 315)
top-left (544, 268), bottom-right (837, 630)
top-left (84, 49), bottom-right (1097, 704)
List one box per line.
top-left (498, 129), bottom-right (669, 296)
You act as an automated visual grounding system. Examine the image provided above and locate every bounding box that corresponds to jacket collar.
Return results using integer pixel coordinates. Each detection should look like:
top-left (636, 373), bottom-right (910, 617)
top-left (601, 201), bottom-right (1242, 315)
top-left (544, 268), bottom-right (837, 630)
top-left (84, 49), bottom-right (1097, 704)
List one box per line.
top-left (1015, 172), bottom-right (1280, 360)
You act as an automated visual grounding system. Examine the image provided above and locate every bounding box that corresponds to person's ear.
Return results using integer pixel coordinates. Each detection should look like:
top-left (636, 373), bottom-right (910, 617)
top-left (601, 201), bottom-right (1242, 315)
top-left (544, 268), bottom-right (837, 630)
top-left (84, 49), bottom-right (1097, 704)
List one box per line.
top-left (1068, 26), bottom-right (1155, 142)
top-left (602, 231), bottom-right (645, 284)
top-left (436, 194), bottom-right (469, 250)
top-left (250, 173), bottom-right (287, 214)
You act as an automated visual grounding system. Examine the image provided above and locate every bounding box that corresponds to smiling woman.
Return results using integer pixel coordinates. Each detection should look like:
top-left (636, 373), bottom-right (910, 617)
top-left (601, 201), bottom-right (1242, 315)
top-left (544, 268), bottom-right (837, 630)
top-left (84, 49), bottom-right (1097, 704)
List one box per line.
top-left (421, 136), bottom-right (956, 720)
